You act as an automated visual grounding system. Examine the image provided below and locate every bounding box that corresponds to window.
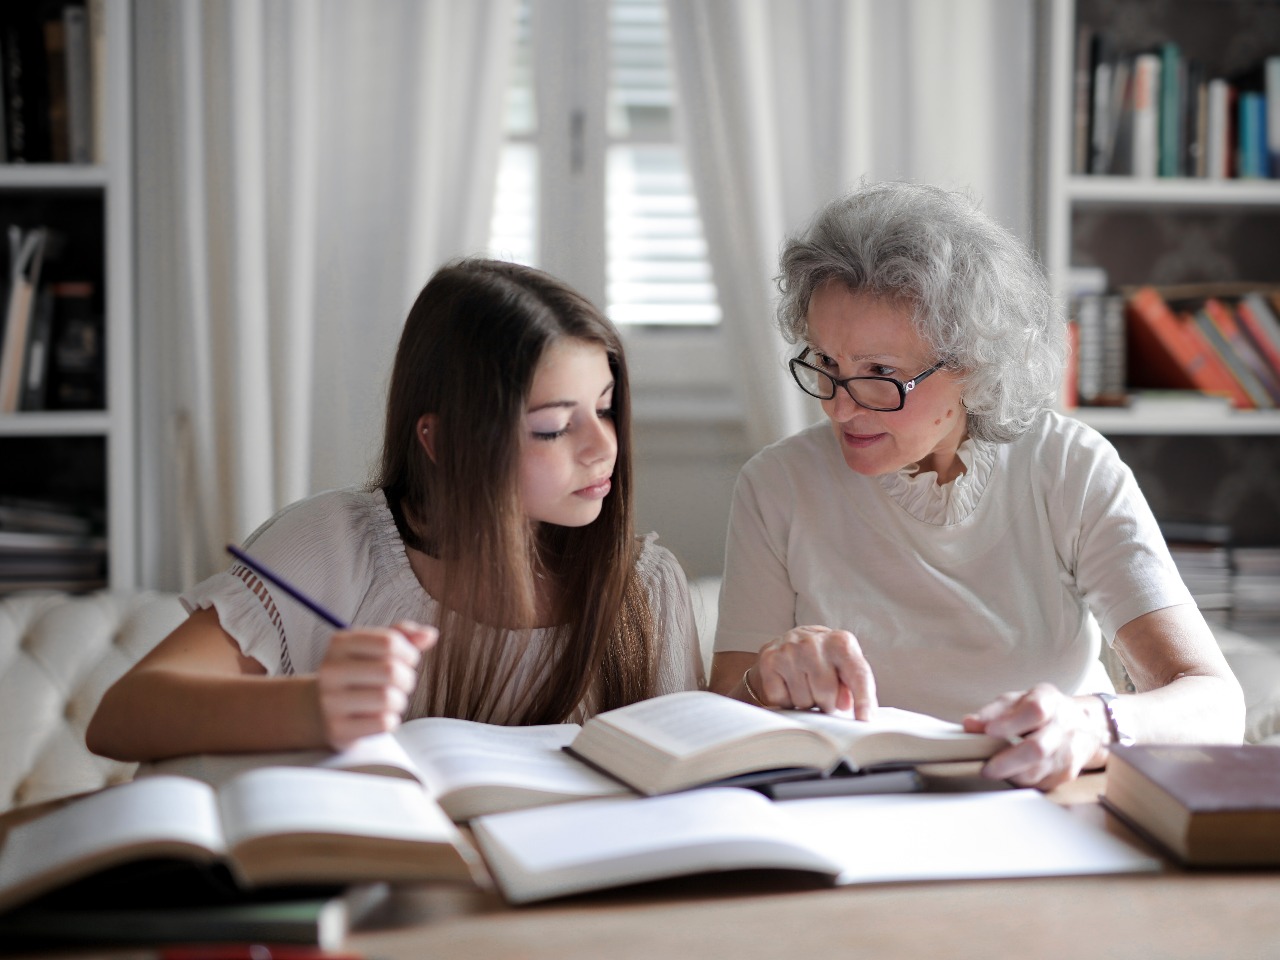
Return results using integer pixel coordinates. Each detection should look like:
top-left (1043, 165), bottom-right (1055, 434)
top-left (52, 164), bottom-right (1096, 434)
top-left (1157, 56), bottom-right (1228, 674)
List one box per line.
top-left (489, 0), bottom-right (731, 417)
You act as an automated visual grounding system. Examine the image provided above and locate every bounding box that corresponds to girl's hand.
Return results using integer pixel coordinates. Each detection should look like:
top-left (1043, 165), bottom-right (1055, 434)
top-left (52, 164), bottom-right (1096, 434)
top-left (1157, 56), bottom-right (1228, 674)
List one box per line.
top-left (749, 625), bottom-right (878, 719)
top-left (963, 683), bottom-right (1108, 790)
top-left (315, 620), bottom-right (436, 749)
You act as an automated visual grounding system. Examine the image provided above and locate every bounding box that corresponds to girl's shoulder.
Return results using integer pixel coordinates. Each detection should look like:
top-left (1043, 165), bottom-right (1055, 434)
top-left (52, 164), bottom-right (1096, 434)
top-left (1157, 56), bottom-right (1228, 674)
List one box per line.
top-left (241, 487), bottom-right (402, 563)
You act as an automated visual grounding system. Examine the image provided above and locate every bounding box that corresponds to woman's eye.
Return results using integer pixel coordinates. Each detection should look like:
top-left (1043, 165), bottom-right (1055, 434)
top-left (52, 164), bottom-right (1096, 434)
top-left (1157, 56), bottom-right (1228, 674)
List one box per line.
top-left (815, 352), bottom-right (838, 371)
top-left (868, 364), bottom-right (897, 378)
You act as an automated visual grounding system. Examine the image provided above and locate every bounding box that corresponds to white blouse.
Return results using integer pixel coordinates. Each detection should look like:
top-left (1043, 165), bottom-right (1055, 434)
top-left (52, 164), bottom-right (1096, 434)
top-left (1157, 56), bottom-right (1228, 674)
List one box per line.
top-left (182, 487), bottom-right (703, 723)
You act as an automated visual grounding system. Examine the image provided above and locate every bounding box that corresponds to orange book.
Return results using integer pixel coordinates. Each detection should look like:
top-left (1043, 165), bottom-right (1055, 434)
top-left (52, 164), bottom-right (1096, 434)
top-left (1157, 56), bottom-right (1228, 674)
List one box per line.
top-left (1125, 286), bottom-right (1252, 408)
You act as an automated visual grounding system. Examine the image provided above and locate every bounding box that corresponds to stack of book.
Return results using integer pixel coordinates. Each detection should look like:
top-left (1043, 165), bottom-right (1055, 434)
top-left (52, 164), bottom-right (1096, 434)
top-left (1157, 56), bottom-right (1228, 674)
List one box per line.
top-left (1232, 546), bottom-right (1280, 640)
top-left (1124, 286), bottom-right (1280, 411)
top-left (0, 496), bottom-right (105, 594)
top-left (1160, 521), bottom-right (1233, 626)
top-left (1075, 29), bottom-right (1278, 179)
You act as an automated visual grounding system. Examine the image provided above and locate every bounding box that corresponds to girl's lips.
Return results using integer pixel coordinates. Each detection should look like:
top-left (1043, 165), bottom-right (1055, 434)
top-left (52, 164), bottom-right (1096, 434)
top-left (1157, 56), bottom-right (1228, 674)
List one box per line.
top-left (575, 477), bottom-right (612, 499)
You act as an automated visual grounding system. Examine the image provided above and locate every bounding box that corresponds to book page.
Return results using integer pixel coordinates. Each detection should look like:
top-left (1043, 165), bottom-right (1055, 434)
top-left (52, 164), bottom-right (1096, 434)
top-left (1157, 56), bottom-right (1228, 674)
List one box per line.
top-left (472, 788), bottom-right (845, 904)
top-left (390, 717), bottom-right (626, 800)
top-left (215, 767), bottom-right (460, 849)
top-left (0, 778), bottom-right (225, 912)
top-left (780, 790), bottom-right (1160, 884)
top-left (785, 706), bottom-right (1005, 768)
top-left (593, 690), bottom-right (810, 758)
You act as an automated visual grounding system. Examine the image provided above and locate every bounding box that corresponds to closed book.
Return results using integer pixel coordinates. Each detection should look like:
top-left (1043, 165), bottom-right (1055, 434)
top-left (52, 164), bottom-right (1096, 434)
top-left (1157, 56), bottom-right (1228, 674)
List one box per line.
top-left (1102, 744), bottom-right (1280, 866)
top-left (1268, 56), bottom-right (1280, 176)
top-left (1072, 24), bottom-right (1093, 174)
top-left (41, 17), bottom-right (69, 163)
top-left (0, 227), bottom-right (49, 413)
top-left (1236, 293), bottom-right (1280, 378)
top-left (1125, 287), bottom-right (1250, 407)
top-left (1205, 78), bottom-right (1231, 178)
top-left (1237, 91), bottom-right (1267, 179)
top-left (1189, 303), bottom-right (1274, 408)
top-left (1088, 31), bottom-right (1117, 175)
top-left (1158, 42), bottom-right (1181, 177)
top-left (63, 4), bottom-right (92, 164)
top-left (1130, 53), bottom-right (1161, 178)
top-left (1200, 297), bottom-right (1280, 405)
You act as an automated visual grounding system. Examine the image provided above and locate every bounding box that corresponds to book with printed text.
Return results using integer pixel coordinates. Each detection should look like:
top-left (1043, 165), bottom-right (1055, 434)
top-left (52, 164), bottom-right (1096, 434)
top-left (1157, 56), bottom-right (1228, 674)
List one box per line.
top-left (564, 690), bottom-right (1006, 796)
top-left (0, 766), bottom-right (482, 915)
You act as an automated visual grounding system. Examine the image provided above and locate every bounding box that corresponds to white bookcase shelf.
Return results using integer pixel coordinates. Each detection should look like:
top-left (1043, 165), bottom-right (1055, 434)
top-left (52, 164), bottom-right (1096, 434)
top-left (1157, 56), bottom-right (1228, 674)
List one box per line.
top-left (0, 0), bottom-right (135, 591)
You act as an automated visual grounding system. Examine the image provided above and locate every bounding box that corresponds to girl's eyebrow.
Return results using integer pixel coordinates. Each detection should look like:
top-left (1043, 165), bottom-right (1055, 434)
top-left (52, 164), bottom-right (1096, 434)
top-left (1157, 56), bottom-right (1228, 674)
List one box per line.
top-left (527, 381), bottom-right (615, 414)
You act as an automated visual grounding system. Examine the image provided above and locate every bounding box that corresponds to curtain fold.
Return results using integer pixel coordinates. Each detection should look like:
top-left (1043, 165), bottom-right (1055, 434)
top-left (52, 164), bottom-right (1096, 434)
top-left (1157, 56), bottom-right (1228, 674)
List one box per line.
top-left (134, 0), bottom-right (514, 589)
top-left (665, 0), bottom-right (1036, 450)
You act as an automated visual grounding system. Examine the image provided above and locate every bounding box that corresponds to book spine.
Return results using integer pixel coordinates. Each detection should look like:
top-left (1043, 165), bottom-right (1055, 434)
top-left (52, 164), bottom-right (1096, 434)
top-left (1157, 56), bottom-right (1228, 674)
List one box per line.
top-left (1089, 32), bottom-right (1116, 175)
top-left (1202, 298), bottom-right (1280, 406)
top-left (1125, 287), bottom-right (1249, 408)
top-left (1238, 92), bottom-right (1266, 179)
top-left (1236, 293), bottom-right (1280, 378)
top-left (1158, 42), bottom-right (1181, 177)
top-left (1268, 56), bottom-right (1280, 177)
top-left (1131, 54), bottom-right (1161, 178)
top-left (1072, 24), bottom-right (1093, 175)
top-left (1189, 307), bottom-right (1266, 409)
top-left (1206, 78), bottom-right (1230, 179)
top-left (42, 17), bottom-right (69, 163)
top-left (64, 5), bottom-right (92, 165)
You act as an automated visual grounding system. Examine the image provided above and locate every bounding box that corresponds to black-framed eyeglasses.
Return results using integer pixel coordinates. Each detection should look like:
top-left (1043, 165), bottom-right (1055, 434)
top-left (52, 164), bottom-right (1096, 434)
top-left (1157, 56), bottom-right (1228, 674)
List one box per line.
top-left (789, 348), bottom-right (948, 412)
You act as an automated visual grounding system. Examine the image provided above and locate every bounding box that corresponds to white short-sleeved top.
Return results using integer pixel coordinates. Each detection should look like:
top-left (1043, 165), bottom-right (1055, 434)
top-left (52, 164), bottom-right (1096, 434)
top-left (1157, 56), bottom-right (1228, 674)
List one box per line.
top-left (714, 410), bottom-right (1193, 722)
top-left (182, 487), bottom-right (703, 722)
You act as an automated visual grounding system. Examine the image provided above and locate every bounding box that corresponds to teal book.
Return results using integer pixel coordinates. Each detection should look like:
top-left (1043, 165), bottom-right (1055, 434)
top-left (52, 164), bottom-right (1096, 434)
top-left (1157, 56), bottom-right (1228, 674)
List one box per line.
top-left (1158, 42), bottom-right (1182, 177)
top-left (1238, 92), bottom-right (1267, 179)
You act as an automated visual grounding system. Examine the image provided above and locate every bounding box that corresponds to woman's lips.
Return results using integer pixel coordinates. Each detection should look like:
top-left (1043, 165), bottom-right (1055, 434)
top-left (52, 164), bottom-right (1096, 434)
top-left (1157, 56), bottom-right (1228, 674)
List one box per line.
top-left (842, 431), bottom-right (886, 449)
top-left (575, 477), bottom-right (612, 499)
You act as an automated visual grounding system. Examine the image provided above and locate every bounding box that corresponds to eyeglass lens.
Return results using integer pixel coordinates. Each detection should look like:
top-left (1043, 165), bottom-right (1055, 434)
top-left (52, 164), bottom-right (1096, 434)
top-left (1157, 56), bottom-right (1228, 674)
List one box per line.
top-left (791, 362), bottom-right (902, 411)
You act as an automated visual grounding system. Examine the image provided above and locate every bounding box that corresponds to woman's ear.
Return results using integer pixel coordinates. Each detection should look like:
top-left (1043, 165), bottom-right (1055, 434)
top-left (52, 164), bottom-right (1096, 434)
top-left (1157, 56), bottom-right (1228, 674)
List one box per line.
top-left (415, 414), bottom-right (439, 463)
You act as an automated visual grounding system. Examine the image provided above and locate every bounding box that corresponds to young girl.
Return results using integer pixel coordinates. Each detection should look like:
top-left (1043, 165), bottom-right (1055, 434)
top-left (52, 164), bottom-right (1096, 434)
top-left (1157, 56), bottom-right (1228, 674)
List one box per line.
top-left (87, 259), bottom-right (704, 761)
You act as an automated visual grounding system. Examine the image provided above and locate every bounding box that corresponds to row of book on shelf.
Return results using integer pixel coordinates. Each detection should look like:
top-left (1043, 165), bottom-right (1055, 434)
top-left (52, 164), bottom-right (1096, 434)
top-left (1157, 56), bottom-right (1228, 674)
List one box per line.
top-left (0, 690), bottom-right (1276, 946)
top-left (1, 2), bottom-right (104, 165)
top-left (1068, 273), bottom-right (1280, 412)
top-left (1074, 27), bottom-right (1279, 179)
top-left (0, 223), bottom-right (104, 415)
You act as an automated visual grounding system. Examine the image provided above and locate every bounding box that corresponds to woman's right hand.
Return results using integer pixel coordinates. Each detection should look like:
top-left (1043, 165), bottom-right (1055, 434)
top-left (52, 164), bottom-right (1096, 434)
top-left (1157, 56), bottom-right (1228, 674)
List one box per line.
top-left (748, 625), bottom-right (879, 719)
top-left (315, 621), bottom-right (437, 749)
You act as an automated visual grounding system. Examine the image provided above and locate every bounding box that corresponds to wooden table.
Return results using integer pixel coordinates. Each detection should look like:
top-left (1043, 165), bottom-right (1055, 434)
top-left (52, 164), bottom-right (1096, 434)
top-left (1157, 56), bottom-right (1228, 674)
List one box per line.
top-left (350, 775), bottom-right (1280, 960)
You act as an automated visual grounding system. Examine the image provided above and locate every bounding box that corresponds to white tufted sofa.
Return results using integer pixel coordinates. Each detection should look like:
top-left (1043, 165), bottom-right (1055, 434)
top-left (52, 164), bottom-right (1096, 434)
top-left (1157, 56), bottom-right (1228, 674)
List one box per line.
top-left (2, 583), bottom-right (1278, 816)
top-left (0, 590), bottom-right (186, 813)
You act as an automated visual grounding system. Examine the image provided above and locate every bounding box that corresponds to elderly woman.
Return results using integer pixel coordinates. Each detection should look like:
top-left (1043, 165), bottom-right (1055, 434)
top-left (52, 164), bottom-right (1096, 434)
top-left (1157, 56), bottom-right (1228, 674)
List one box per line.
top-left (711, 180), bottom-right (1244, 789)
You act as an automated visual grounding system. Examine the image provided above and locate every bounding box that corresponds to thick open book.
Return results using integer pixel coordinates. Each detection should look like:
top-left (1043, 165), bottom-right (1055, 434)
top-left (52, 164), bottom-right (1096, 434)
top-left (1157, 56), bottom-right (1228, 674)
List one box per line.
top-left (147, 716), bottom-right (632, 822)
top-left (0, 767), bottom-right (482, 915)
top-left (471, 786), bottom-right (1161, 904)
top-left (565, 691), bottom-right (1008, 795)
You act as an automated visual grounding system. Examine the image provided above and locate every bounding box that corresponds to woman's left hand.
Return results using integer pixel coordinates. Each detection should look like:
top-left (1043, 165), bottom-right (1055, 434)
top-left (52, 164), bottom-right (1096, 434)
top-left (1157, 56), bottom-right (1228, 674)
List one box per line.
top-left (962, 683), bottom-right (1108, 791)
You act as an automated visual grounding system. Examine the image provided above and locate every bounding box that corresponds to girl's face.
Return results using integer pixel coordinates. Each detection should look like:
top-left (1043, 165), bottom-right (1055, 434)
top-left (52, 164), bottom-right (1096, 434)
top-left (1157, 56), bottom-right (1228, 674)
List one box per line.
top-left (519, 338), bottom-right (618, 527)
top-left (805, 281), bottom-right (969, 484)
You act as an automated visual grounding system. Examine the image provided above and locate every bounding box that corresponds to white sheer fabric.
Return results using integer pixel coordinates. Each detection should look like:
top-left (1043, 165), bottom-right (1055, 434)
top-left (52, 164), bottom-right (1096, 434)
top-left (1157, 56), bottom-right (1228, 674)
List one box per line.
top-left (665, 0), bottom-right (1037, 449)
top-left (133, 0), bottom-right (515, 589)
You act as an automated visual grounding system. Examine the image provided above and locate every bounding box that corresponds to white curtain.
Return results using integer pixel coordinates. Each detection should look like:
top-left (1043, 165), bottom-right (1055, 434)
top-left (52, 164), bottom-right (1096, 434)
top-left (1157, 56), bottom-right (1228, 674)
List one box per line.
top-left (133, 0), bottom-right (514, 590)
top-left (666, 0), bottom-right (1036, 450)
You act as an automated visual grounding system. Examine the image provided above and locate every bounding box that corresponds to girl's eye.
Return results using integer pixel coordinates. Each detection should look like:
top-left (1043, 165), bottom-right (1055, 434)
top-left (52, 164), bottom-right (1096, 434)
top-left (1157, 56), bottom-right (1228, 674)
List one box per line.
top-left (533, 428), bottom-right (568, 441)
top-left (597, 406), bottom-right (614, 420)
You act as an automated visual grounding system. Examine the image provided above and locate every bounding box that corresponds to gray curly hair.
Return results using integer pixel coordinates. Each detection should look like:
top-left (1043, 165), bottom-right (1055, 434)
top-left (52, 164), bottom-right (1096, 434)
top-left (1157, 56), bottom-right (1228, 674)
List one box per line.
top-left (776, 181), bottom-right (1066, 443)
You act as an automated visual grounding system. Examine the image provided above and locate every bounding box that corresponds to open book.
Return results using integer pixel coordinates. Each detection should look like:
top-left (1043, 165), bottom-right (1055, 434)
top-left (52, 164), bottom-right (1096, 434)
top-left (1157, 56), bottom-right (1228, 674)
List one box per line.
top-left (0, 767), bottom-right (482, 915)
top-left (566, 691), bottom-right (1008, 795)
top-left (147, 716), bottom-right (633, 823)
top-left (471, 787), bottom-right (1161, 904)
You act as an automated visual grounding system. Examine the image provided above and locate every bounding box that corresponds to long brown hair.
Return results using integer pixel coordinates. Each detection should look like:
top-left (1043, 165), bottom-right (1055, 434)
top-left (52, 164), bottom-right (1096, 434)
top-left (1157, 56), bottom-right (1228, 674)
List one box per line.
top-left (375, 258), bottom-right (655, 724)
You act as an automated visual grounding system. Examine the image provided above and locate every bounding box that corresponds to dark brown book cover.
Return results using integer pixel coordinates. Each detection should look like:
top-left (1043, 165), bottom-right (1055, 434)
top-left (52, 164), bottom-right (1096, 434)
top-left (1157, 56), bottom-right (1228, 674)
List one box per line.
top-left (1102, 744), bottom-right (1280, 866)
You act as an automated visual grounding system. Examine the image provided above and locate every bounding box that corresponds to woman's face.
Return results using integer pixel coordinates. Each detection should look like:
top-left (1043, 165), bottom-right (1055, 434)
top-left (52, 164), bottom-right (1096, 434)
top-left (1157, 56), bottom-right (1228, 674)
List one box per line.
top-left (518, 338), bottom-right (618, 527)
top-left (805, 281), bottom-right (969, 484)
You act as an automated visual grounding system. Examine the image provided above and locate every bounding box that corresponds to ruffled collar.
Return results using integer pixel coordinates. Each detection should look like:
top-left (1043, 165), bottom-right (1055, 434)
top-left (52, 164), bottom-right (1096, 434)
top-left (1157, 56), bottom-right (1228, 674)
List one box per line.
top-left (875, 436), bottom-right (998, 525)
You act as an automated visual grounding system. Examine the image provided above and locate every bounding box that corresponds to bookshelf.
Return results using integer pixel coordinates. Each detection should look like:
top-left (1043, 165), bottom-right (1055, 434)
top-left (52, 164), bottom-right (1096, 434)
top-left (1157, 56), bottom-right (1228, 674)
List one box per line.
top-left (1038, 0), bottom-right (1280, 436)
top-left (0, 0), bottom-right (134, 591)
